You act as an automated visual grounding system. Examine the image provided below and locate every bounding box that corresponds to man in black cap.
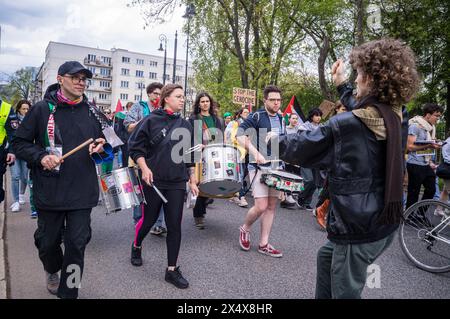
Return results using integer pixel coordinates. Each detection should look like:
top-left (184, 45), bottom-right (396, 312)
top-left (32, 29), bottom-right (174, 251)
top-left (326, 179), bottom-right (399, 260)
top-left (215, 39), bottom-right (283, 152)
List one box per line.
top-left (13, 61), bottom-right (107, 299)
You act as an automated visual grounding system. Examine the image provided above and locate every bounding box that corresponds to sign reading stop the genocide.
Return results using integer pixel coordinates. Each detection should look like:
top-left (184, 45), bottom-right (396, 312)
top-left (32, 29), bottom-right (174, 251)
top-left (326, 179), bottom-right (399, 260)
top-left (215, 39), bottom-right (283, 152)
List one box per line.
top-left (233, 87), bottom-right (256, 106)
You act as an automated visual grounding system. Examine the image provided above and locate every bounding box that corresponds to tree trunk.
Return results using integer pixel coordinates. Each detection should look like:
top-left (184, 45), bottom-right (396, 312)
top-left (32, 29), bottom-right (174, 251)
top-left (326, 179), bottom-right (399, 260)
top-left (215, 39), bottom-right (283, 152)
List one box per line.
top-left (356, 0), bottom-right (365, 46)
top-left (318, 35), bottom-right (333, 100)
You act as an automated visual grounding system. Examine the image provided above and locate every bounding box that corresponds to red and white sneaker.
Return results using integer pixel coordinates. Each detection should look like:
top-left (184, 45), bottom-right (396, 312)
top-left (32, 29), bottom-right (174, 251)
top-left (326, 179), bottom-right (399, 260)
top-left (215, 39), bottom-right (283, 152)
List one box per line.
top-left (239, 226), bottom-right (250, 251)
top-left (258, 244), bottom-right (283, 258)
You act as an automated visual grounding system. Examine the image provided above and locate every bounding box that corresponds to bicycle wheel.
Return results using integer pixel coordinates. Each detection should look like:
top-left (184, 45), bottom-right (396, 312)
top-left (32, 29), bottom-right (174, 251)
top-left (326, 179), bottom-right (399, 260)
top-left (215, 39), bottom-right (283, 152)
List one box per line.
top-left (399, 199), bottom-right (450, 273)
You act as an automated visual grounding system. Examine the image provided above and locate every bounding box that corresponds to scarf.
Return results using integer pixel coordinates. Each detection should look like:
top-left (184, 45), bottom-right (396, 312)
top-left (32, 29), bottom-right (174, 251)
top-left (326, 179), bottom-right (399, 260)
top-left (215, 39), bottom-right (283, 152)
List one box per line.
top-left (408, 115), bottom-right (436, 163)
top-left (355, 95), bottom-right (403, 225)
top-left (57, 90), bottom-right (83, 105)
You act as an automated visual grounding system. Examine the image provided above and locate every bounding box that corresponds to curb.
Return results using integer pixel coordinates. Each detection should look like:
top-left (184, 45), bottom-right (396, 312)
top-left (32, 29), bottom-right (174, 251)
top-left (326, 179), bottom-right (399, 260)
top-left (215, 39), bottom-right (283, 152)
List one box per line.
top-left (0, 172), bottom-right (7, 299)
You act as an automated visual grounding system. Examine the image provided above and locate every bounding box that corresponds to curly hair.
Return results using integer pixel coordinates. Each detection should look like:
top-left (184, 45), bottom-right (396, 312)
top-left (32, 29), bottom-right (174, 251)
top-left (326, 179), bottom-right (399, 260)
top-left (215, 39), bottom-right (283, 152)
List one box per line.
top-left (349, 38), bottom-right (420, 106)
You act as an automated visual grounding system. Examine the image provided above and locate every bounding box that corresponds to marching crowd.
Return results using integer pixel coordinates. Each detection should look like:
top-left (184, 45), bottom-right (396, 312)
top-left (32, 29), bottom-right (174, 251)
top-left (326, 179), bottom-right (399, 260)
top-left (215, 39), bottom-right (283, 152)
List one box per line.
top-left (0, 37), bottom-right (446, 299)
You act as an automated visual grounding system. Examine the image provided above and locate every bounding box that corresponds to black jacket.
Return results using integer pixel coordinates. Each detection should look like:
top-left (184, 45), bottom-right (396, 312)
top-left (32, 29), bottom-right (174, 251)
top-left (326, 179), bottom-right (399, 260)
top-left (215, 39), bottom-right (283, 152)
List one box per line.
top-left (12, 84), bottom-right (104, 211)
top-left (129, 109), bottom-right (194, 190)
top-left (278, 112), bottom-right (399, 244)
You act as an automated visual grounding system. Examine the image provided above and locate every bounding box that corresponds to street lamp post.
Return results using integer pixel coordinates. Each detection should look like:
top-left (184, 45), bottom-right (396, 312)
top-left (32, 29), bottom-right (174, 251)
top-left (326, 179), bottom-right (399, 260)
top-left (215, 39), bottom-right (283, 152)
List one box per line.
top-left (158, 34), bottom-right (168, 85)
top-left (183, 4), bottom-right (196, 116)
top-left (172, 31), bottom-right (178, 84)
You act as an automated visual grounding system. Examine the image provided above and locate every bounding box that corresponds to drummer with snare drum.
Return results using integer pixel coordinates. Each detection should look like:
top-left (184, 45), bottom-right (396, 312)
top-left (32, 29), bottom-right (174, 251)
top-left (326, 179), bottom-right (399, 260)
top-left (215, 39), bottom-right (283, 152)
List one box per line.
top-left (188, 92), bottom-right (224, 229)
top-left (236, 85), bottom-right (286, 258)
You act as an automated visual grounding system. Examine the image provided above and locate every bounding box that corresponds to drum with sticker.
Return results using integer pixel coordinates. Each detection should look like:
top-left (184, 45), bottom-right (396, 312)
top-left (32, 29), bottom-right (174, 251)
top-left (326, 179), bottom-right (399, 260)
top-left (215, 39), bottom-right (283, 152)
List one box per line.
top-left (198, 144), bottom-right (242, 197)
top-left (98, 167), bottom-right (146, 214)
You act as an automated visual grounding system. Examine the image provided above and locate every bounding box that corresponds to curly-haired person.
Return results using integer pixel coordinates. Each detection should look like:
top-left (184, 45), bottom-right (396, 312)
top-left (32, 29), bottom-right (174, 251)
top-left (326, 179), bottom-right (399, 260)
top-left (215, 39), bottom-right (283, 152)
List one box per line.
top-left (275, 38), bottom-right (420, 298)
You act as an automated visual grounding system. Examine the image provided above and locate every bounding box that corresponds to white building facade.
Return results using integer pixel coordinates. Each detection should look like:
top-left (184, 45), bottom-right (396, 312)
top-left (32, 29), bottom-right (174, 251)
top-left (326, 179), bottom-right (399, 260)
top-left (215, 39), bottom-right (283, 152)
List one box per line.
top-left (39, 42), bottom-right (195, 111)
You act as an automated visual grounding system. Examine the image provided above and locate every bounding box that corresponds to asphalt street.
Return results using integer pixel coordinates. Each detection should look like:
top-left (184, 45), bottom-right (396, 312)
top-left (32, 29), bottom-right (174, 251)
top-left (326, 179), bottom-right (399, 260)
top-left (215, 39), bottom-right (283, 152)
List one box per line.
top-left (6, 195), bottom-right (450, 299)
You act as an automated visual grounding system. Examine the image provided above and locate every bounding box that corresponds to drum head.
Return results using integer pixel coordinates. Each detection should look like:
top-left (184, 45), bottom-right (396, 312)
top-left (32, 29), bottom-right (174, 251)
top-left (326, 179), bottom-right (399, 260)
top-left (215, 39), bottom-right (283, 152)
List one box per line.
top-left (199, 179), bottom-right (242, 197)
top-left (268, 170), bottom-right (303, 181)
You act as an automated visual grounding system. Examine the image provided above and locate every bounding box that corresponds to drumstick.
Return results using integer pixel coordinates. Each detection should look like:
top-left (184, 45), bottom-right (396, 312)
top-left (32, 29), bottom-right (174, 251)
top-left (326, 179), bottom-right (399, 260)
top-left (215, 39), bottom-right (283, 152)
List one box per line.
top-left (61, 138), bottom-right (94, 160)
top-left (152, 184), bottom-right (168, 204)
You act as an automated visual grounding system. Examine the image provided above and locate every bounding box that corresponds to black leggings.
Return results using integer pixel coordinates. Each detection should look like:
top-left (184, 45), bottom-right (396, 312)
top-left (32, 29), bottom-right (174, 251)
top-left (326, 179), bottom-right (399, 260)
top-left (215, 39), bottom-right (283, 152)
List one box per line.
top-left (134, 186), bottom-right (185, 267)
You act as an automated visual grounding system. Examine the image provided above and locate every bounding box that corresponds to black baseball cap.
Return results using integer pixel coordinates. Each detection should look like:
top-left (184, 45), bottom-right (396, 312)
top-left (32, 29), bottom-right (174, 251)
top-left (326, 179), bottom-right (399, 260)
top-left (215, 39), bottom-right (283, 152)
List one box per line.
top-left (57, 61), bottom-right (93, 78)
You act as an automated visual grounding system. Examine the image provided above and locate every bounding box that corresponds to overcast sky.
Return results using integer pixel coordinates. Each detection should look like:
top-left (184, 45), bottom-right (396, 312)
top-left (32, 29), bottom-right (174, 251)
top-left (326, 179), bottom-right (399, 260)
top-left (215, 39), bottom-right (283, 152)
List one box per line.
top-left (0, 0), bottom-right (187, 78)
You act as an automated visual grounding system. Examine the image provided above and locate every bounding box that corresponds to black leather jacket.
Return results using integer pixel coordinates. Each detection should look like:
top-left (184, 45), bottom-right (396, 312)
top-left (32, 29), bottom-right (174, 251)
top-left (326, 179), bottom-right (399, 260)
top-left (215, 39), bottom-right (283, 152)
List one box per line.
top-left (278, 112), bottom-right (399, 244)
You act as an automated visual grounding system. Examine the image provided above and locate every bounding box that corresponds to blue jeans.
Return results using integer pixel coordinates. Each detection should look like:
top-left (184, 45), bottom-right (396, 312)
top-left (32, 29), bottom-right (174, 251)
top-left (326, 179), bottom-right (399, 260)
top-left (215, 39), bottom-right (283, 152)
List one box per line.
top-left (10, 159), bottom-right (28, 202)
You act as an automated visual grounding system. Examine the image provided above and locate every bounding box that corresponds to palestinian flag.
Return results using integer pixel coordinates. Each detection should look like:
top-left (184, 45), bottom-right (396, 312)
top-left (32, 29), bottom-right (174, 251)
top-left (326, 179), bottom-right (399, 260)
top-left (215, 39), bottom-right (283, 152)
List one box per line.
top-left (282, 96), bottom-right (305, 125)
top-left (114, 99), bottom-right (126, 120)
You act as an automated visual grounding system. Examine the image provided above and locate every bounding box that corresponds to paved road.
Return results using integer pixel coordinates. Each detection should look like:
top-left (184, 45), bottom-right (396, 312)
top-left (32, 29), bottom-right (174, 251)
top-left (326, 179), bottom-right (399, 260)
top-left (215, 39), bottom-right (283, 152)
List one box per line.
top-left (5, 195), bottom-right (450, 299)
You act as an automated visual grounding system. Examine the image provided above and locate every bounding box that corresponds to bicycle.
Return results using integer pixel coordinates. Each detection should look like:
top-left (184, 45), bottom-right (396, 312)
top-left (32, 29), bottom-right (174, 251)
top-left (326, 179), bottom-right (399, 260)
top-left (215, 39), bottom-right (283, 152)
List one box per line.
top-left (399, 199), bottom-right (450, 273)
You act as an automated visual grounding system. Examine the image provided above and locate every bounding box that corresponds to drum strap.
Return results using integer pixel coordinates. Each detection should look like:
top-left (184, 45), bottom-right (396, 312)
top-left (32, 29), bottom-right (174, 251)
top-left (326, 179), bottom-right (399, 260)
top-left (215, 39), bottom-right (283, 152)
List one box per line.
top-left (241, 166), bottom-right (260, 197)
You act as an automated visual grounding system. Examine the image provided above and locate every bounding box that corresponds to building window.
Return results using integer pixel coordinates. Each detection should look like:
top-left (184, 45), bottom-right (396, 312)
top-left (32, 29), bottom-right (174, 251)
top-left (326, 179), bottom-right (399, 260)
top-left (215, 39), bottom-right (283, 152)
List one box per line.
top-left (149, 60), bottom-right (158, 67)
top-left (121, 68), bottom-right (130, 76)
top-left (175, 75), bottom-right (182, 82)
top-left (149, 72), bottom-right (157, 79)
top-left (136, 82), bottom-right (145, 89)
top-left (136, 58), bottom-right (144, 65)
top-left (102, 56), bottom-right (111, 64)
top-left (136, 70), bottom-right (144, 78)
top-left (121, 81), bottom-right (129, 88)
top-left (120, 93), bottom-right (129, 100)
top-left (88, 54), bottom-right (96, 62)
top-left (135, 95), bottom-right (141, 101)
top-left (88, 67), bottom-right (96, 74)
top-left (99, 93), bottom-right (109, 100)
top-left (100, 81), bottom-right (110, 88)
top-left (122, 56), bottom-right (130, 63)
top-left (100, 68), bottom-right (110, 76)
top-left (87, 79), bottom-right (93, 87)
top-left (176, 65), bottom-right (183, 71)
top-left (164, 74), bottom-right (170, 82)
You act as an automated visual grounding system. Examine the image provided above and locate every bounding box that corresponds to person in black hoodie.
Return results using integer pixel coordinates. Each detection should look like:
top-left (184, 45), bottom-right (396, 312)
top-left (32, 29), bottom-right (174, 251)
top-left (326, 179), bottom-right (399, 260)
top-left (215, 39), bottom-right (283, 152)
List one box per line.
top-left (12, 61), bottom-right (107, 299)
top-left (129, 84), bottom-right (199, 289)
top-left (275, 39), bottom-right (420, 298)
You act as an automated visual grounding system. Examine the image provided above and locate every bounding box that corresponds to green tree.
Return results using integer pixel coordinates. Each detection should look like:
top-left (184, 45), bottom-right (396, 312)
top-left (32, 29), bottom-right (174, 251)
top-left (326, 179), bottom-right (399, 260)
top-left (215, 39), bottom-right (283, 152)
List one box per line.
top-left (375, 0), bottom-right (450, 129)
top-left (0, 68), bottom-right (34, 105)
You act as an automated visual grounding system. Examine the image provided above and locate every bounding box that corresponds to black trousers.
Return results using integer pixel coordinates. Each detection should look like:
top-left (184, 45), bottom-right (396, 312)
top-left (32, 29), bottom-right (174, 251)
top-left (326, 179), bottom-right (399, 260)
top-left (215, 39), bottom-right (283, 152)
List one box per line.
top-left (134, 186), bottom-right (185, 267)
top-left (34, 209), bottom-right (92, 299)
top-left (406, 163), bottom-right (436, 209)
top-left (193, 196), bottom-right (208, 218)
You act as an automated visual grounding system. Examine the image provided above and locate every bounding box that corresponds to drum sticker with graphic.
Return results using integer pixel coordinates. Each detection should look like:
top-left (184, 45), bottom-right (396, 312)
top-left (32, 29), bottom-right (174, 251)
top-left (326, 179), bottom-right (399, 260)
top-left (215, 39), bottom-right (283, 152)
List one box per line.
top-left (227, 163), bottom-right (235, 169)
top-left (122, 182), bottom-right (134, 193)
top-left (211, 151), bottom-right (218, 158)
top-left (214, 161), bottom-right (221, 169)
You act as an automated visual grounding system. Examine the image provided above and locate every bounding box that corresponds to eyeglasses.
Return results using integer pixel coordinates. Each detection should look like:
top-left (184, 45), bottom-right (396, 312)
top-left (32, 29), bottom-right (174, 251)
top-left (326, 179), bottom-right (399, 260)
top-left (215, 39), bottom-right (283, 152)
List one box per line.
top-left (63, 75), bottom-right (88, 84)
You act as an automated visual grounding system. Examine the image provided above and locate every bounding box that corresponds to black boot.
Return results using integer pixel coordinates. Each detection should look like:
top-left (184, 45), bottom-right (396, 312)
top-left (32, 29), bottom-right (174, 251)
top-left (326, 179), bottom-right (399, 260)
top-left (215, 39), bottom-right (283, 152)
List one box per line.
top-left (165, 266), bottom-right (189, 289)
top-left (131, 244), bottom-right (142, 266)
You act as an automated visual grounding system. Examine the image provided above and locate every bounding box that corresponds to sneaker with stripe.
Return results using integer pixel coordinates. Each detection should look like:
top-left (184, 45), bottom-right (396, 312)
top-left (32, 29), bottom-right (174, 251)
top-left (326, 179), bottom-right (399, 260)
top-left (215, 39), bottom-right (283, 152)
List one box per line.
top-left (258, 244), bottom-right (283, 258)
top-left (239, 226), bottom-right (250, 251)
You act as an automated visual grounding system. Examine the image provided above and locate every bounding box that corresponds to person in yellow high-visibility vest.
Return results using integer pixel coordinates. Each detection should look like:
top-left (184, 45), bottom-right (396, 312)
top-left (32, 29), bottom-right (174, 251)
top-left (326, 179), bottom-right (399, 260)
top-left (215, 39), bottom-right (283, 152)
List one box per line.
top-left (0, 98), bottom-right (19, 205)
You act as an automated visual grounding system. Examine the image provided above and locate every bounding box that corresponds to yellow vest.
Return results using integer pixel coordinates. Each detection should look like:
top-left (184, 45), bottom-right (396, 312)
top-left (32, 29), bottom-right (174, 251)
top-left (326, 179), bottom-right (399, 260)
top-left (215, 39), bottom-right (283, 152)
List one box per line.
top-left (0, 101), bottom-right (12, 145)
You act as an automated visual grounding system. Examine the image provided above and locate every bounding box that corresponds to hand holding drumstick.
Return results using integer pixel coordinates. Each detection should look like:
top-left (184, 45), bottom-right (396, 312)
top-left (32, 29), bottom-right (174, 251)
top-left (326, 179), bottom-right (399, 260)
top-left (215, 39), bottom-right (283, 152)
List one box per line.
top-left (41, 138), bottom-right (106, 170)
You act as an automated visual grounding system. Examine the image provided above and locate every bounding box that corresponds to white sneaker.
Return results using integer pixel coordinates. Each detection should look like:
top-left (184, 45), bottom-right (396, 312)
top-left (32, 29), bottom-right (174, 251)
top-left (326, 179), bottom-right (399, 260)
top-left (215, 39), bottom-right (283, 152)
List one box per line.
top-left (238, 197), bottom-right (249, 207)
top-left (10, 202), bottom-right (20, 212)
top-left (229, 196), bottom-right (240, 204)
top-left (286, 195), bottom-right (296, 204)
top-left (19, 194), bottom-right (26, 205)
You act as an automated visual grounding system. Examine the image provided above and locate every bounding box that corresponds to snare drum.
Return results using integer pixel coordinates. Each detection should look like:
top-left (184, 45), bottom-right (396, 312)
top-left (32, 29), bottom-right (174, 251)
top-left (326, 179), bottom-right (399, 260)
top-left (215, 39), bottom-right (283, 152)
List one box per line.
top-left (260, 170), bottom-right (304, 194)
top-left (98, 167), bottom-right (145, 214)
top-left (198, 144), bottom-right (242, 197)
